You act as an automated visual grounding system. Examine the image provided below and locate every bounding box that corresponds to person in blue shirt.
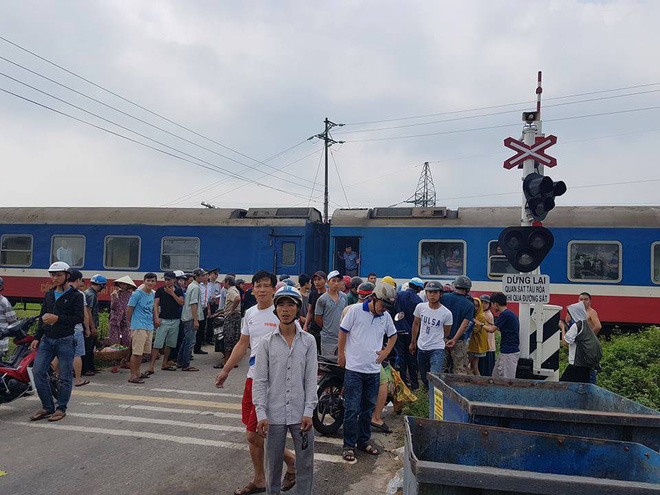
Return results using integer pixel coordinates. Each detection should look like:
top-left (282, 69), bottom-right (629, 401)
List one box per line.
top-left (440, 276), bottom-right (475, 375)
top-left (393, 277), bottom-right (424, 389)
top-left (489, 292), bottom-right (520, 379)
top-left (338, 246), bottom-right (360, 277)
top-left (126, 273), bottom-right (157, 384)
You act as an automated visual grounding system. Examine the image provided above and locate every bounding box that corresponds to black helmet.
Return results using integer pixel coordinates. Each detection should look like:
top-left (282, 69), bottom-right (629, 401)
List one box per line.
top-left (453, 275), bottom-right (472, 290)
top-left (424, 280), bottom-right (443, 292)
top-left (350, 276), bottom-right (363, 289)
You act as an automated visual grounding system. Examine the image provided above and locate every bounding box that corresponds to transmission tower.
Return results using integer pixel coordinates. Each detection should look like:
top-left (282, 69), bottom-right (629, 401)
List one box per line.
top-left (405, 161), bottom-right (437, 207)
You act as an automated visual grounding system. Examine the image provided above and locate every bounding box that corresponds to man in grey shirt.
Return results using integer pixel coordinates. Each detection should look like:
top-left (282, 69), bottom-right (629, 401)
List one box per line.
top-left (314, 270), bottom-right (347, 356)
top-left (253, 286), bottom-right (317, 495)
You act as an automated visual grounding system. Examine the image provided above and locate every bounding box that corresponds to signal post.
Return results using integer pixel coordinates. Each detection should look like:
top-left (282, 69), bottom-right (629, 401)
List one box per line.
top-left (500, 72), bottom-right (566, 380)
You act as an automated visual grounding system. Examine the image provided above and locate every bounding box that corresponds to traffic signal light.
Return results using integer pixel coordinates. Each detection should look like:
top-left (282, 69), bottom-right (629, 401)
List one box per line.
top-left (498, 226), bottom-right (554, 273)
top-left (523, 172), bottom-right (566, 221)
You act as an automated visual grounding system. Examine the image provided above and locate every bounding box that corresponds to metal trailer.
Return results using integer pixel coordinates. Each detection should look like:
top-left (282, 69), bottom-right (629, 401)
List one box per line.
top-left (403, 417), bottom-right (659, 495)
top-left (428, 373), bottom-right (660, 451)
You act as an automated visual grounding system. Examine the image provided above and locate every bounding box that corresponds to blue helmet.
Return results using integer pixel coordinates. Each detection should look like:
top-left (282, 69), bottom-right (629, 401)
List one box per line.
top-left (91, 274), bottom-right (108, 285)
top-left (283, 278), bottom-right (296, 287)
top-left (409, 277), bottom-right (424, 289)
top-left (273, 286), bottom-right (303, 307)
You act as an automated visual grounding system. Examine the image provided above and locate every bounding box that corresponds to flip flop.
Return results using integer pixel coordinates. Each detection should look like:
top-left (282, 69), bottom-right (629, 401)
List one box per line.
top-left (75, 380), bottom-right (91, 387)
top-left (48, 410), bottom-right (66, 422)
top-left (139, 372), bottom-right (151, 379)
top-left (144, 370), bottom-right (155, 376)
top-left (371, 421), bottom-right (391, 433)
top-left (358, 442), bottom-right (381, 455)
top-left (234, 482), bottom-right (266, 495)
top-left (30, 409), bottom-right (53, 421)
top-left (161, 366), bottom-right (177, 371)
top-left (342, 448), bottom-right (356, 462)
top-left (182, 366), bottom-right (199, 372)
top-left (128, 378), bottom-right (145, 384)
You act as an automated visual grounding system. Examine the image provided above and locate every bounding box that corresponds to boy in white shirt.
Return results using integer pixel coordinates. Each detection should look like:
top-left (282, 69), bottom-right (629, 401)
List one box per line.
top-left (409, 281), bottom-right (453, 388)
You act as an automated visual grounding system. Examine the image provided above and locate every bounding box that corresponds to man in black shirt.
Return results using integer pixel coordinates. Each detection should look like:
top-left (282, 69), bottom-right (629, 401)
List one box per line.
top-left (148, 271), bottom-right (184, 373)
top-left (30, 262), bottom-right (84, 422)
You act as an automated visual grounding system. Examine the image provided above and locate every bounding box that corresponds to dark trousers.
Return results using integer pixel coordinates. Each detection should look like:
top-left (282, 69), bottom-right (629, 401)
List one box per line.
top-left (194, 317), bottom-right (207, 352)
top-left (343, 369), bottom-right (379, 449)
top-left (394, 333), bottom-right (418, 389)
top-left (206, 304), bottom-right (218, 343)
top-left (560, 364), bottom-right (591, 383)
top-left (81, 335), bottom-right (96, 373)
top-left (479, 350), bottom-right (496, 377)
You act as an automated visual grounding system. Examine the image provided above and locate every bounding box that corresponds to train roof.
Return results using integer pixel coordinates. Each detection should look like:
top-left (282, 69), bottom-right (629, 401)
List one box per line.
top-left (330, 206), bottom-right (660, 228)
top-left (0, 207), bottom-right (322, 226)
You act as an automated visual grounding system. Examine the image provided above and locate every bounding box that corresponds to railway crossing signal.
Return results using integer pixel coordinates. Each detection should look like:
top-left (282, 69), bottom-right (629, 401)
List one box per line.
top-left (522, 172), bottom-right (567, 221)
top-left (503, 135), bottom-right (557, 170)
top-left (498, 226), bottom-right (554, 273)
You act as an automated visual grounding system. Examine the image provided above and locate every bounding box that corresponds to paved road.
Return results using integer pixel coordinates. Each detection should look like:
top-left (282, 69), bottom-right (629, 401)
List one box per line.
top-left (0, 349), bottom-right (400, 495)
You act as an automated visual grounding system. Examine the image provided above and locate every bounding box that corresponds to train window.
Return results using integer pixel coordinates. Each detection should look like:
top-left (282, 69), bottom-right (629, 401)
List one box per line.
top-left (653, 243), bottom-right (660, 284)
top-left (104, 236), bottom-right (141, 270)
top-left (161, 237), bottom-right (200, 271)
top-left (281, 242), bottom-right (296, 266)
top-left (0, 234), bottom-right (33, 267)
top-left (50, 235), bottom-right (85, 268)
top-left (568, 241), bottom-right (622, 283)
top-left (487, 240), bottom-right (516, 279)
top-left (419, 240), bottom-right (466, 277)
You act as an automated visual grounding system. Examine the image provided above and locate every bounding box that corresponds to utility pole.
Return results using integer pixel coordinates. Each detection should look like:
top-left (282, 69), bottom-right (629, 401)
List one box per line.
top-left (405, 161), bottom-right (437, 207)
top-left (311, 118), bottom-right (344, 223)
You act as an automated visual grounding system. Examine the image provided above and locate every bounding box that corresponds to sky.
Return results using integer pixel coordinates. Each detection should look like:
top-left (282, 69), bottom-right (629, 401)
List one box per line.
top-left (1, 0), bottom-right (660, 213)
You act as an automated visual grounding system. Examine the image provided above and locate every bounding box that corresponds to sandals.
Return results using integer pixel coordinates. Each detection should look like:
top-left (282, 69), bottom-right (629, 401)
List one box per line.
top-left (234, 482), bottom-right (266, 494)
top-left (128, 377), bottom-right (145, 384)
top-left (139, 372), bottom-right (151, 379)
top-left (161, 366), bottom-right (177, 371)
top-left (342, 448), bottom-right (356, 462)
top-left (182, 366), bottom-right (199, 372)
top-left (358, 442), bottom-right (381, 456)
top-left (30, 409), bottom-right (53, 421)
top-left (281, 471), bottom-right (296, 492)
top-left (371, 421), bottom-right (391, 433)
top-left (48, 410), bottom-right (66, 422)
top-left (75, 380), bottom-right (91, 387)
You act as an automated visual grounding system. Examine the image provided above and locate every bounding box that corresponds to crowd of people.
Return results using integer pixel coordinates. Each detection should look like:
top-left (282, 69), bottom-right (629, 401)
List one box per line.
top-left (2, 260), bottom-right (604, 495)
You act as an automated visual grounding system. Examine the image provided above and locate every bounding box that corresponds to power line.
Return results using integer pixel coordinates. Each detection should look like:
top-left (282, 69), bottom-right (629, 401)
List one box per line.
top-left (347, 104), bottom-right (660, 143)
top-left (0, 72), bottom-right (320, 197)
top-left (335, 88), bottom-right (660, 135)
top-left (0, 86), bottom-right (320, 203)
top-left (165, 144), bottom-right (320, 207)
top-left (0, 55), bottom-right (316, 187)
top-left (0, 35), bottom-right (297, 173)
top-left (330, 149), bottom-right (350, 208)
top-left (308, 152), bottom-right (325, 207)
top-left (343, 81), bottom-right (660, 126)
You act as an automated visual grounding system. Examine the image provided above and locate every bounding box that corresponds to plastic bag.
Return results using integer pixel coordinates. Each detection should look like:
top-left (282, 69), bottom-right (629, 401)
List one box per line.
top-left (390, 368), bottom-right (417, 412)
top-left (386, 468), bottom-right (404, 495)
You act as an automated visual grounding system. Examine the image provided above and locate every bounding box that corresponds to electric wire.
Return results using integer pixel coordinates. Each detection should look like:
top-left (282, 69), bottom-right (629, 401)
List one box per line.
top-left (308, 152), bottom-right (325, 207)
top-left (330, 149), bottom-right (350, 208)
top-left (0, 35), bottom-right (303, 174)
top-left (347, 105), bottom-right (660, 143)
top-left (0, 86), bottom-right (321, 203)
top-left (335, 89), bottom-right (660, 135)
top-left (343, 81), bottom-right (660, 126)
top-left (0, 73), bottom-right (319, 196)
top-left (0, 56), bottom-right (316, 186)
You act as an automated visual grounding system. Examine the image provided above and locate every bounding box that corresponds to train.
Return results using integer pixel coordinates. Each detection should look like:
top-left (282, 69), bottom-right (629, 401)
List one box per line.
top-left (1, 205), bottom-right (659, 328)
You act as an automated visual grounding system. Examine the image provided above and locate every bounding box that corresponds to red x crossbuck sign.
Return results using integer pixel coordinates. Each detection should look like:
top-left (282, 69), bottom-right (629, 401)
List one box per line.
top-left (503, 135), bottom-right (557, 169)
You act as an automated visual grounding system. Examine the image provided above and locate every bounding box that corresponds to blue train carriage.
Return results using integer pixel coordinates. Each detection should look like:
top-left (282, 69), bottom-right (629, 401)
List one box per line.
top-left (0, 206), bottom-right (326, 303)
top-left (329, 206), bottom-right (660, 326)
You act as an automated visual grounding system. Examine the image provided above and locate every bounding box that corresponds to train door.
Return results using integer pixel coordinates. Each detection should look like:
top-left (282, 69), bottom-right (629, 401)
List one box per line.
top-left (274, 236), bottom-right (301, 276)
top-left (333, 236), bottom-right (361, 275)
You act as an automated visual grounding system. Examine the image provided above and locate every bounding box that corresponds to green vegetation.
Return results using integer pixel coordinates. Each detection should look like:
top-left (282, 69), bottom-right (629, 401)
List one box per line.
top-left (403, 387), bottom-right (429, 418)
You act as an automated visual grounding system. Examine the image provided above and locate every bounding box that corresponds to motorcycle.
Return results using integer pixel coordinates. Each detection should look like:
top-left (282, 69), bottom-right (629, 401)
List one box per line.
top-left (0, 316), bottom-right (60, 404)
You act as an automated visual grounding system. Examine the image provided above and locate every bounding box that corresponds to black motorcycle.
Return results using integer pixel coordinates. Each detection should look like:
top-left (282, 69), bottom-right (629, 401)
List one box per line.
top-left (312, 355), bottom-right (345, 435)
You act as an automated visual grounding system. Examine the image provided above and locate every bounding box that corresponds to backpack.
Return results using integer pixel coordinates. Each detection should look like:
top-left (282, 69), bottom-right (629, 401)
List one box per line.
top-left (574, 320), bottom-right (603, 369)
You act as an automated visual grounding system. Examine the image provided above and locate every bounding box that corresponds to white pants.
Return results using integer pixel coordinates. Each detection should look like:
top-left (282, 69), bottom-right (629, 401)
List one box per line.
top-left (493, 352), bottom-right (520, 379)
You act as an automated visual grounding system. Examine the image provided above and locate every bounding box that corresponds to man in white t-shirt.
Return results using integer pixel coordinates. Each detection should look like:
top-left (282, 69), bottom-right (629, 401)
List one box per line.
top-left (338, 282), bottom-right (397, 463)
top-left (409, 281), bottom-right (453, 388)
top-left (215, 270), bottom-right (297, 494)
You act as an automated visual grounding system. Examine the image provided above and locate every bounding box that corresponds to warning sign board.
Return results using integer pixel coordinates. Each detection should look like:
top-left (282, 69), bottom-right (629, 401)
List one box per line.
top-left (433, 388), bottom-right (443, 420)
top-left (502, 274), bottom-right (550, 304)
